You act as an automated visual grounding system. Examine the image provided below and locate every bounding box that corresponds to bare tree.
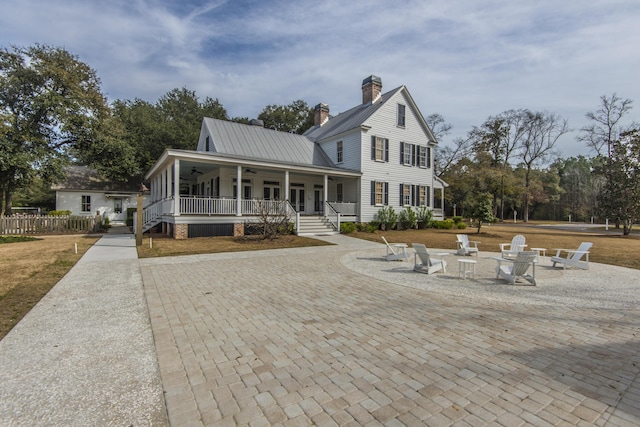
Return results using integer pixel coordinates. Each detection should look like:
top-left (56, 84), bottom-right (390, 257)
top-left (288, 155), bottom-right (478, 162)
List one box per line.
top-left (578, 94), bottom-right (636, 157)
top-left (518, 111), bottom-right (570, 221)
top-left (470, 110), bottom-right (530, 219)
top-left (435, 136), bottom-right (473, 176)
top-left (425, 113), bottom-right (453, 141)
top-left (251, 200), bottom-right (291, 240)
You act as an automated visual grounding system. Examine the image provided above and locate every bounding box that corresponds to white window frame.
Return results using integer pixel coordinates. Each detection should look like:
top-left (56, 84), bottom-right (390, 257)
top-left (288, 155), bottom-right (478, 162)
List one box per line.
top-left (403, 143), bottom-right (414, 166)
top-left (81, 195), bottom-right (91, 213)
top-left (419, 185), bottom-right (426, 206)
top-left (374, 137), bottom-right (385, 162)
top-left (337, 140), bottom-right (343, 164)
top-left (375, 181), bottom-right (384, 205)
top-left (336, 183), bottom-right (343, 202)
top-left (418, 146), bottom-right (427, 168)
top-left (397, 104), bottom-right (406, 127)
top-left (403, 184), bottom-right (412, 206)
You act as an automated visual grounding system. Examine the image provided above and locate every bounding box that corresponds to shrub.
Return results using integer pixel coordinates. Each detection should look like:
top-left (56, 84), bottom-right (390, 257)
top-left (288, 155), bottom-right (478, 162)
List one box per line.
top-left (452, 216), bottom-right (463, 224)
top-left (416, 206), bottom-right (433, 229)
top-left (456, 222), bottom-right (467, 229)
top-left (340, 222), bottom-right (357, 234)
top-left (432, 219), bottom-right (454, 229)
top-left (398, 207), bottom-right (417, 230)
top-left (48, 210), bottom-right (71, 216)
top-left (368, 220), bottom-right (381, 231)
top-left (376, 206), bottom-right (397, 231)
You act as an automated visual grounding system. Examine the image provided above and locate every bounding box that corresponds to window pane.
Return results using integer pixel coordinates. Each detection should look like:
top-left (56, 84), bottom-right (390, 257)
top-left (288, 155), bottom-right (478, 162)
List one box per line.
top-left (397, 104), bottom-right (406, 127)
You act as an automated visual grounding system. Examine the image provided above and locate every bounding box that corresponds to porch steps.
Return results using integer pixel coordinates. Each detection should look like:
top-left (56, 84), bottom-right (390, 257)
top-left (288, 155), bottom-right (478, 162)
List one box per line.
top-left (297, 215), bottom-right (339, 236)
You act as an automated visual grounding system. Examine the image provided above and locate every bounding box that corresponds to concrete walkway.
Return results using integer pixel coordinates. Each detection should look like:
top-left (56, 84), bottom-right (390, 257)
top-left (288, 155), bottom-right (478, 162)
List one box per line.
top-left (0, 227), bottom-right (167, 426)
top-left (1, 231), bottom-right (639, 426)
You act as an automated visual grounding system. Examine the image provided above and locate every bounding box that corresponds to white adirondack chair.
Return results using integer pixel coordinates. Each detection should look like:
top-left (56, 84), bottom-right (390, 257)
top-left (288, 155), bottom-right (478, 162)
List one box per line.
top-left (381, 236), bottom-right (409, 261)
top-left (550, 242), bottom-right (593, 270)
top-left (456, 234), bottom-right (479, 256)
top-left (412, 243), bottom-right (447, 274)
top-left (495, 251), bottom-right (537, 285)
top-left (499, 234), bottom-right (527, 258)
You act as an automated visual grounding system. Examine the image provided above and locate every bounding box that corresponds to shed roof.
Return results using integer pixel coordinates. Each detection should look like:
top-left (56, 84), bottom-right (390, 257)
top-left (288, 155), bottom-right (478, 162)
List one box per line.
top-left (52, 166), bottom-right (140, 193)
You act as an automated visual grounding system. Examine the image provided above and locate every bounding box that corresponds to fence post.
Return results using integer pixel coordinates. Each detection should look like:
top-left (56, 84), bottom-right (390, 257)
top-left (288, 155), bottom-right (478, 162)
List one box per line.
top-left (136, 194), bottom-right (143, 246)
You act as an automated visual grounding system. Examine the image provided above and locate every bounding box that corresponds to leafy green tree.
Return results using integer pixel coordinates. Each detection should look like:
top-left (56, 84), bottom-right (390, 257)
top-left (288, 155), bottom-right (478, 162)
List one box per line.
top-left (471, 192), bottom-right (494, 233)
top-left (0, 44), bottom-right (108, 214)
top-left (84, 88), bottom-right (229, 183)
top-left (258, 100), bottom-right (314, 134)
top-left (596, 129), bottom-right (640, 235)
top-left (470, 110), bottom-right (525, 219)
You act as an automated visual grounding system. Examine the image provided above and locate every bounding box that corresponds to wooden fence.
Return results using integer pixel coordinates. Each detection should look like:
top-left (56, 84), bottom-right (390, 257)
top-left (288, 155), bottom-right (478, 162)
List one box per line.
top-left (1, 215), bottom-right (100, 235)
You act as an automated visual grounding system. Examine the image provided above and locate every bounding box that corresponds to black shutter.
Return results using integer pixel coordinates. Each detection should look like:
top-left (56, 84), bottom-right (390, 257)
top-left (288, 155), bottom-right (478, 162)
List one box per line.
top-left (371, 181), bottom-right (375, 205)
top-left (427, 186), bottom-right (431, 206)
top-left (384, 139), bottom-right (389, 162)
top-left (427, 147), bottom-right (431, 168)
top-left (412, 144), bottom-right (417, 166)
top-left (384, 182), bottom-right (389, 205)
top-left (399, 183), bottom-right (404, 206)
top-left (371, 136), bottom-right (376, 160)
top-left (400, 142), bottom-right (404, 164)
top-left (413, 185), bottom-right (418, 206)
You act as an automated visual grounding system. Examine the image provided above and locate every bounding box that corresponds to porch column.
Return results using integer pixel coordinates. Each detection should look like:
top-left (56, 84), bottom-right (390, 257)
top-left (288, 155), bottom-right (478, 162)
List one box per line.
top-left (284, 170), bottom-right (290, 200)
top-left (323, 174), bottom-right (328, 212)
top-left (173, 159), bottom-right (180, 216)
top-left (236, 165), bottom-right (242, 216)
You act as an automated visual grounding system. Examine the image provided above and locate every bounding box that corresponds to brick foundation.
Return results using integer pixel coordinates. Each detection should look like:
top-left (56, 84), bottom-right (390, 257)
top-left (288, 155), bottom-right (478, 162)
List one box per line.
top-left (233, 223), bottom-right (244, 237)
top-left (174, 223), bottom-right (188, 239)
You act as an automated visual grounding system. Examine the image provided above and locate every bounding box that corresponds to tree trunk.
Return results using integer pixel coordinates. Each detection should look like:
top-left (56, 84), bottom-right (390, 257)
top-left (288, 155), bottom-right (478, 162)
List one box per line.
top-left (4, 191), bottom-right (11, 216)
top-left (477, 221), bottom-right (482, 233)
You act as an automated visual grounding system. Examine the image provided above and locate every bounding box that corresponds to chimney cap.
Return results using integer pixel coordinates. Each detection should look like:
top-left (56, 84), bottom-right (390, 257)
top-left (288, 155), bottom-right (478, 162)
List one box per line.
top-left (314, 103), bottom-right (329, 111)
top-left (249, 119), bottom-right (264, 127)
top-left (362, 75), bottom-right (382, 87)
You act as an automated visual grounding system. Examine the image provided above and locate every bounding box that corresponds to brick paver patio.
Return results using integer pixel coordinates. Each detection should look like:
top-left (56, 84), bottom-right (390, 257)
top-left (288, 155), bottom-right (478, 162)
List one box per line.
top-left (140, 242), bottom-right (640, 426)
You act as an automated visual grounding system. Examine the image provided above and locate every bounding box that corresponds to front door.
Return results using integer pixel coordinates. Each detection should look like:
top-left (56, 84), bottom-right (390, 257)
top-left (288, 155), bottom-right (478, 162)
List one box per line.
top-left (113, 198), bottom-right (124, 221)
top-left (290, 187), bottom-right (305, 212)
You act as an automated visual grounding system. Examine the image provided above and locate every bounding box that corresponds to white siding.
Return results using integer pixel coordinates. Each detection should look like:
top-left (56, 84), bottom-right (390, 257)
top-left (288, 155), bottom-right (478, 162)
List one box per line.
top-left (358, 89), bottom-right (437, 222)
top-left (55, 191), bottom-right (145, 223)
top-left (317, 130), bottom-right (361, 171)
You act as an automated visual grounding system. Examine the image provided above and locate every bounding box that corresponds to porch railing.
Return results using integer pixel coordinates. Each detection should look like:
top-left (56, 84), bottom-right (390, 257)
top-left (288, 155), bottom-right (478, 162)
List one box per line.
top-left (180, 196), bottom-right (236, 215)
top-left (324, 202), bottom-right (340, 231)
top-left (327, 201), bottom-right (357, 216)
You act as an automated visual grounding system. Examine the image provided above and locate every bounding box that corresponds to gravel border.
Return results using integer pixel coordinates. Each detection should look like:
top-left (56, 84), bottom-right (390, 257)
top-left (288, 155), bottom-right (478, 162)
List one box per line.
top-left (340, 249), bottom-right (640, 310)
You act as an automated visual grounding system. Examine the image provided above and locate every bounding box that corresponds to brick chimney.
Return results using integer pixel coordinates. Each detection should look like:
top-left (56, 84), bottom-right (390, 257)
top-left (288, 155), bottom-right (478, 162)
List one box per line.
top-left (314, 103), bottom-right (330, 126)
top-left (362, 75), bottom-right (382, 104)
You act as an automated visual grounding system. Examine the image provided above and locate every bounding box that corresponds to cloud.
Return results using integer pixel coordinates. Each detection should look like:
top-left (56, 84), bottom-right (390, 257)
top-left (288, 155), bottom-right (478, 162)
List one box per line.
top-left (2, 0), bottom-right (640, 157)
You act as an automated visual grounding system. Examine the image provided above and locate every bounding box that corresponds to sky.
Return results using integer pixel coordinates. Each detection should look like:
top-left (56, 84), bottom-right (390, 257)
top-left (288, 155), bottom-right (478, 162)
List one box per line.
top-left (2, 0), bottom-right (640, 158)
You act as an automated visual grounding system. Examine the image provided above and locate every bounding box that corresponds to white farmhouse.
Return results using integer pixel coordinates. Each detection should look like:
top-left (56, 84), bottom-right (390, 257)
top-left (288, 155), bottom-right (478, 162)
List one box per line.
top-left (143, 75), bottom-right (447, 238)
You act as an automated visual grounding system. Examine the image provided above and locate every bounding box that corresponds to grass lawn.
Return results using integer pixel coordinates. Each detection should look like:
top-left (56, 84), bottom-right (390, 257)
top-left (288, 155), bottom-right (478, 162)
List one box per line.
top-left (136, 234), bottom-right (331, 258)
top-left (0, 235), bottom-right (99, 340)
top-left (353, 222), bottom-right (640, 270)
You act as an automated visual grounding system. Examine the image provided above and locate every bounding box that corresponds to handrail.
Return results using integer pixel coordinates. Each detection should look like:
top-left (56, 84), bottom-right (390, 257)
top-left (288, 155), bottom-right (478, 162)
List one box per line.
top-left (283, 200), bottom-right (299, 233)
top-left (324, 201), bottom-right (340, 232)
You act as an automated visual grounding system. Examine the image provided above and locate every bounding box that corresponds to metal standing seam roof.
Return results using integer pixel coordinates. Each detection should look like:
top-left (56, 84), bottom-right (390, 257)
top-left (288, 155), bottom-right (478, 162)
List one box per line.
top-left (203, 118), bottom-right (336, 168)
top-left (304, 86), bottom-right (404, 141)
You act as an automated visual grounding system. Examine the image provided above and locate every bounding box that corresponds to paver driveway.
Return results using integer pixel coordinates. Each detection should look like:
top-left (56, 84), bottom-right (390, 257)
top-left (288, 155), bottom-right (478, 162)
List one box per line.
top-left (140, 237), bottom-right (640, 426)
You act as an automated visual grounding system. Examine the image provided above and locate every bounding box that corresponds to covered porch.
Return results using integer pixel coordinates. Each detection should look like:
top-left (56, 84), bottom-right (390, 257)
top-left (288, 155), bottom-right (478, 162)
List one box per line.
top-left (142, 150), bottom-right (361, 237)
